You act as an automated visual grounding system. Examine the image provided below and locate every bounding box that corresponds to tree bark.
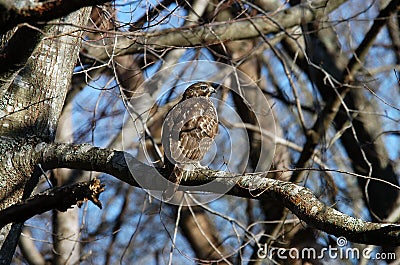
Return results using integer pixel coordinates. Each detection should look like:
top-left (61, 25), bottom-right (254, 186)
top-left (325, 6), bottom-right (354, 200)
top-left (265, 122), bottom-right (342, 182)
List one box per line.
top-left (0, 7), bottom-right (92, 263)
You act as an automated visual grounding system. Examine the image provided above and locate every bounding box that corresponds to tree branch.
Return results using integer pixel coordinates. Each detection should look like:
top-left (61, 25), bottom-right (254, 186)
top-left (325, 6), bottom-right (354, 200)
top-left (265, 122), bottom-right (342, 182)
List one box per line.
top-left (29, 142), bottom-right (400, 246)
top-left (82, 0), bottom-right (347, 61)
top-left (291, 0), bottom-right (400, 183)
top-left (0, 0), bottom-right (110, 34)
top-left (0, 26), bottom-right (43, 82)
top-left (0, 178), bottom-right (104, 228)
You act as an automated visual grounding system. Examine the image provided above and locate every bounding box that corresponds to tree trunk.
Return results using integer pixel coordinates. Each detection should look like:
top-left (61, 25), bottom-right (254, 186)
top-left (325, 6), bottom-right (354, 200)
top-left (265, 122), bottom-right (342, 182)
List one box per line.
top-left (0, 7), bottom-right (91, 263)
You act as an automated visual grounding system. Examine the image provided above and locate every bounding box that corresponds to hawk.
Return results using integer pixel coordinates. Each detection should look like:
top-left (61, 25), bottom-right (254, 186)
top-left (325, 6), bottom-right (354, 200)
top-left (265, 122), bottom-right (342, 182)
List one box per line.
top-left (162, 82), bottom-right (218, 200)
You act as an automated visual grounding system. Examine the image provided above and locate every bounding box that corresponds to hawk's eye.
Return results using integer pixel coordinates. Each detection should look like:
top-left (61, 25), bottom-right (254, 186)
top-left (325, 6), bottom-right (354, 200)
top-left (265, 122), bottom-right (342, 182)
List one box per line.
top-left (199, 84), bottom-right (208, 90)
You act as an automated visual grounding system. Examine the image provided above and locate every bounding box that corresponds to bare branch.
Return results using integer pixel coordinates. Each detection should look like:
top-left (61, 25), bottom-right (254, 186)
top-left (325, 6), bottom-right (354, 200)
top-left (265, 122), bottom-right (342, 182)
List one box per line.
top-left (345, 0), bottom-right (400, 79)
top-left (0, 0), bottom-right (110, 34)
top-left (291, 0), bottom-right (400, 182)
top-left (31, 142), bottom-right (400, 246)
top-left (0, 178), bottom-right (104, 229)
top-left (18, 228), bottom-right (46, 265)
top-left (82, 0), bottom-right (347, 60)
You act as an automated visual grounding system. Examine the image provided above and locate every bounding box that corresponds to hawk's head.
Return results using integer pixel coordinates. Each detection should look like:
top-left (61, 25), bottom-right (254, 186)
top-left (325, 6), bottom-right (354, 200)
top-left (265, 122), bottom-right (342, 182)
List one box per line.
top-left (182, 82), bottom-right (216, 100)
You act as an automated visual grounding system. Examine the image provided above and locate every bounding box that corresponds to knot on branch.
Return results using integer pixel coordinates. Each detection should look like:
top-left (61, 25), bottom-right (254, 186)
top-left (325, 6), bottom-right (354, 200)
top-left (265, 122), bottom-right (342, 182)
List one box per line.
top-left (61, 178), bottom-right (105, 211)
top-left (82, 178), bottom-right (105, 209)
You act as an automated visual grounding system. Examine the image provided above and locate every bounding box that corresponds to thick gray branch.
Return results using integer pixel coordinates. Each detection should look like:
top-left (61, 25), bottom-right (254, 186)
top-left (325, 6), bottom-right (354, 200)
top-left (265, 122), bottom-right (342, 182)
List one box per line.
top-left (32, 142), bottom-right (400, 246)
top-left (83, 0), bottom-right (347, 60)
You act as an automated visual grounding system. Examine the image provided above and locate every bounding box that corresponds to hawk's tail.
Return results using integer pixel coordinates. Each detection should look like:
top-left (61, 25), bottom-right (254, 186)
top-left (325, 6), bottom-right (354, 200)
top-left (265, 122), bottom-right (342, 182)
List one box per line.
top-left (162, 154), bottom-right (180, 201)
top-left (162, 166), bottom-right (182, 202)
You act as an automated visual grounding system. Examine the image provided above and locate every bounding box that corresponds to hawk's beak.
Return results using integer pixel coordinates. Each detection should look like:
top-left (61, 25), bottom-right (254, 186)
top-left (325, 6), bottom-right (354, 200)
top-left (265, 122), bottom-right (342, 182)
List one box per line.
top-left (210, 83), bottom-right (220, 94)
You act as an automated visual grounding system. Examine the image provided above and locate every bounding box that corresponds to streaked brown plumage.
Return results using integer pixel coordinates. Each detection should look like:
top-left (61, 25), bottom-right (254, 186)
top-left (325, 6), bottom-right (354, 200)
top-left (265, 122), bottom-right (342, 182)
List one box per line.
top-left (162, 82), bottom-right (218, 200)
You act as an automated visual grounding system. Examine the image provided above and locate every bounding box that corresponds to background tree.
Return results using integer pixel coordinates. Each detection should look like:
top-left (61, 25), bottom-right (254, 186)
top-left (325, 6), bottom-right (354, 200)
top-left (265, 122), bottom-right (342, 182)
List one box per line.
top-left (1, 0), bottom-right (400, 264)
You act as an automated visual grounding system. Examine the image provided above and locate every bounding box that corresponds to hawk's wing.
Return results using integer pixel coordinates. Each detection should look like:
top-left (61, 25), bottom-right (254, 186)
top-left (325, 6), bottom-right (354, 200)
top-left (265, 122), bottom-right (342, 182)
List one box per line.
top-left (178, 114), bottom-right (218, 162)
